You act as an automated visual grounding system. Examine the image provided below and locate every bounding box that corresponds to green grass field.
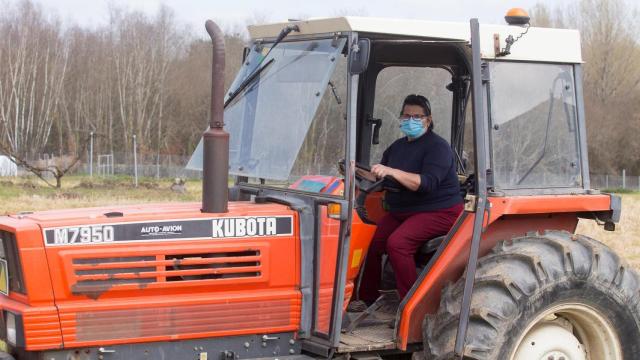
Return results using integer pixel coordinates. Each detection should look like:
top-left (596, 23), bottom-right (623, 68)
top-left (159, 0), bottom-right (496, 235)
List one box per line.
top-left (0, 175), bottom-right (201, 214)
top-left (1, 175), bottom-right (638, 269)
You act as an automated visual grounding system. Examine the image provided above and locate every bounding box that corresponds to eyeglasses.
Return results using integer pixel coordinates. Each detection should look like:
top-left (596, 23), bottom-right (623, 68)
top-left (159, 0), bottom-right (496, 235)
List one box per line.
top-left (398, 114), bottom-right (427, 121)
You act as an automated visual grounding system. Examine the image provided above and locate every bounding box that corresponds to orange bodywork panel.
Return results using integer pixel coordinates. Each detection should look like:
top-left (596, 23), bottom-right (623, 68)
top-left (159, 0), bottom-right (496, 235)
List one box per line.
top-left (0, 217), bottom-right (62, 350)
top-left (315, 206), bottom-right (376, 334)
top-left (1, 202), bottom-right (302, 350)
top-left (363, 191), bottom-right (387, 225)
top-left (396, 194), bottom-right (613, 349)
top-left (0, 197), bottom-right (377, 352)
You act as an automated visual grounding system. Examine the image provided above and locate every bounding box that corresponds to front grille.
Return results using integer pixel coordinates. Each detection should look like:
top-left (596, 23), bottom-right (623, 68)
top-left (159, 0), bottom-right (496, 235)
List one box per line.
top-left (0, 231), bottom-right (25, 294)
top-left (70, 249), bottom-right (262, 291)
top-left (165, 250), bottom-right (260, 281)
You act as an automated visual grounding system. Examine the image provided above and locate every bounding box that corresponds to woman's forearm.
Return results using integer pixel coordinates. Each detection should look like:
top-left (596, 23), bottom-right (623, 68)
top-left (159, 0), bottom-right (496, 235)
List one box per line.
top-left (370, 164), bottom-right (422, 191)
top-left (389, 168), bottom-right (421, 191)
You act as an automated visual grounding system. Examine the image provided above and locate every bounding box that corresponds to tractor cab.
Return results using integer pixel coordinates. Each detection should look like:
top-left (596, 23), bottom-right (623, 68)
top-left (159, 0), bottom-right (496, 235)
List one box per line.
top-left (186, 13), bottom-right (612, 358)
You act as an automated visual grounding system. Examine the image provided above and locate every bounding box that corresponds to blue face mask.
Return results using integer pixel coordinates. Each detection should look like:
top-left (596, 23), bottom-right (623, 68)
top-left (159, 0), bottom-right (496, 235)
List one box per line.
top-left (399, 117), bottom-right (426, 138)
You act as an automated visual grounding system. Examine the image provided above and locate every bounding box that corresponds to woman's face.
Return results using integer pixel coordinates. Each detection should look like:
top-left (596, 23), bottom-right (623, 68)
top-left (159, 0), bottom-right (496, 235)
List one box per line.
top-left (401, 104), bottom-right (432, 129)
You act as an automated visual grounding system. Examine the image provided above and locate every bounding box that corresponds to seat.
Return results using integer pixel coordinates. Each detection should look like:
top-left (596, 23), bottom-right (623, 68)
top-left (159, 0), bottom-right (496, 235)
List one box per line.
top-left (414, 235), bottom-right (446, 266)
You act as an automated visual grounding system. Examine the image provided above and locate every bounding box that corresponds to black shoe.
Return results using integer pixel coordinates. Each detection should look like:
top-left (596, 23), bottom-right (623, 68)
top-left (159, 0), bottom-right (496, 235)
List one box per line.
top-left (346, 300), bottom-right (368, 313)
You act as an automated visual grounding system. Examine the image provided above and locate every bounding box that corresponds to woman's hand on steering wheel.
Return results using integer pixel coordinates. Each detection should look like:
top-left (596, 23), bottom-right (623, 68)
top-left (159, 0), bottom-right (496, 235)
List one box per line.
top-left (370, 164), bottom-right (395, 179)
top-left (338, 160), bottom-right (405, 193)
top-left (355, 162), bottom-right (404, 193)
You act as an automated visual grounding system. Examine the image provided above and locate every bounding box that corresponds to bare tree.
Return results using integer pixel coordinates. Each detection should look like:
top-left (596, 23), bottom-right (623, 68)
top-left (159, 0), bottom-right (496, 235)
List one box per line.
top-left (1, 0), bottom-right (637, 180)
top-left (529, 3), bottom-right (554, 27)
top-left (0, 0), bottom-right (68, 158)
top-left (0, 135), bottom-right (89, 188)
top-left (531, 0), bottom-right (640, 174)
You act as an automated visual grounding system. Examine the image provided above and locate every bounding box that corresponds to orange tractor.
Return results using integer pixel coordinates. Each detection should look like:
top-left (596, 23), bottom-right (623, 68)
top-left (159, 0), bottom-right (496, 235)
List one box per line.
top-left (0, 10), bottom-right (638, 360)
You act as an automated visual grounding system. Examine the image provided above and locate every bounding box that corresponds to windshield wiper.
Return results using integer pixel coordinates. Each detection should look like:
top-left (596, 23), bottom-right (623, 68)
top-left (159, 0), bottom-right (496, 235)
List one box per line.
top-left (224, 58), bottom-right (275, 107)
top-left (224, 24), bottom-right (299, 108)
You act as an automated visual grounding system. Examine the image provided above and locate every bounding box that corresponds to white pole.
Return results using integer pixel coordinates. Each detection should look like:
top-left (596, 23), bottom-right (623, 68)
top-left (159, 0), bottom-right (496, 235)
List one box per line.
top-left (89, 132), bottom-right (94, 178)
top-left (133, 135), bottom-right (138, 187)
top-left (622, 169), bottom-right (626, 189)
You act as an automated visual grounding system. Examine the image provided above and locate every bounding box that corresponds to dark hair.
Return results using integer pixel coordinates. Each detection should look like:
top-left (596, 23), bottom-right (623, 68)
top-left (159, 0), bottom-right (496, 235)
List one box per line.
top-left (401, 94), bottom-right (433, 130)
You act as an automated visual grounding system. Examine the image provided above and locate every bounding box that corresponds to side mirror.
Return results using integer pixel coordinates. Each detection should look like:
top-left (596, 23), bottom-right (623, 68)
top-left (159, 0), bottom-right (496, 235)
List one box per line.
top-left (348, 38), bottom-right (370, 75)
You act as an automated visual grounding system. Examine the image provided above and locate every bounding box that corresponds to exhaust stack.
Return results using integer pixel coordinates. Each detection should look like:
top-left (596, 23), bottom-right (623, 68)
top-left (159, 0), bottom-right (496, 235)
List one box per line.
top-left (202, 20), bottom-right (229, 213)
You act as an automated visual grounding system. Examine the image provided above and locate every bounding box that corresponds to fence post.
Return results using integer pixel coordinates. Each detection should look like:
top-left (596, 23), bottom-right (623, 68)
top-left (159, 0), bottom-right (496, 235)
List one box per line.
top-left (605, 174), bottom-right (609, 189)
top-left (622, 169), bottom-right (626, 189)
top-left (89, 132), bottom-right (94, 178)
top-left (156, 153), bottom-right (160, 180)
top-left (133, 135), bottom-right (138, 187)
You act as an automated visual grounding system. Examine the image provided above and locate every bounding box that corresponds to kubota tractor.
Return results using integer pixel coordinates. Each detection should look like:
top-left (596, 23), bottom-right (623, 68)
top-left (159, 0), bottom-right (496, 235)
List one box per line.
top-left (0, 9), bottom-right (637, 360)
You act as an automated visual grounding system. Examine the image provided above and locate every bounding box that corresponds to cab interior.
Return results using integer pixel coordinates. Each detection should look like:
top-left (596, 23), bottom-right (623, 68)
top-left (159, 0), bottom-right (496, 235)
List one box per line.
top-left (336, 34), bottom-right (476, 350)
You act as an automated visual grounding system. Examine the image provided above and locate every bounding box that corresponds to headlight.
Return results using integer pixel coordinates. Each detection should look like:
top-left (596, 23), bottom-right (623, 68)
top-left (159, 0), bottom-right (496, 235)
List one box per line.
top-left (5, 312), bottom-right (15, 346)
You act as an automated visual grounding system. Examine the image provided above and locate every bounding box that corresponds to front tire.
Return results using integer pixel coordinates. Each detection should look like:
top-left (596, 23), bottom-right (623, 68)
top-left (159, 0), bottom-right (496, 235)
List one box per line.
top-left (423, 231), bottom-right (640, 360)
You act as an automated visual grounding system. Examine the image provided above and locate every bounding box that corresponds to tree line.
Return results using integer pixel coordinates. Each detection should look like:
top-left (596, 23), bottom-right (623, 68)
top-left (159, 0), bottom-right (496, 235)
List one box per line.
top-left (0, 0), bottom-right (246, 163)
top-left (0, 0), bottom-right (638, 175)
top-left (530, 0), bottom-right (640, 174)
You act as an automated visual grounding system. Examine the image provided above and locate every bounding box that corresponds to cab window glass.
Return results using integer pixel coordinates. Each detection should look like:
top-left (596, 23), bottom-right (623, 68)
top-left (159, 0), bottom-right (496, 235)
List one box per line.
top-left (489, 62), bottom-right (581, 189)
top-left (371, 67), bottom-right (452, 164)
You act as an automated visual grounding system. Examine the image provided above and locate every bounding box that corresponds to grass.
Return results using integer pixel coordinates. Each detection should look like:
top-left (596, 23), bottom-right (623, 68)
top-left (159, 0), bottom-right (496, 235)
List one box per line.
top-left (1, 175), bottom-right (638, 269)
top-left (601, 188), bottom-right (639, 194)
top-left (576, 192), bottom-right (640, 270)
top-left (0, 175), bottom-right (202, 214)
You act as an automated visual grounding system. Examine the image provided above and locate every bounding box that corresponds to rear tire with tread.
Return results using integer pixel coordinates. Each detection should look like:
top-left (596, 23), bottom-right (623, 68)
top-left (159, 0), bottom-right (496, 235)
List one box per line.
top-left (423, 230), bottom-right (640, 359)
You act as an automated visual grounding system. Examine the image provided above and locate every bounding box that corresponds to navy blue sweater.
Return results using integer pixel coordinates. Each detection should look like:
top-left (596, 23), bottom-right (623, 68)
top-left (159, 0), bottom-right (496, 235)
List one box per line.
top-left (381, 131), bottom-right (462, 212)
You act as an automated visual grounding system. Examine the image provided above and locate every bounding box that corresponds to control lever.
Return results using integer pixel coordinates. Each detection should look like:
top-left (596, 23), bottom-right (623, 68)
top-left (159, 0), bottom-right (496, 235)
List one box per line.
top-left (367, 116), bottom-right (382, 145)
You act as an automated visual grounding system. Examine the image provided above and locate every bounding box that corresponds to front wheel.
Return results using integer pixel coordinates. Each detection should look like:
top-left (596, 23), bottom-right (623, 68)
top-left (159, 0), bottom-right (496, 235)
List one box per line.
top-left (423, 231), bottom-right (640, 360)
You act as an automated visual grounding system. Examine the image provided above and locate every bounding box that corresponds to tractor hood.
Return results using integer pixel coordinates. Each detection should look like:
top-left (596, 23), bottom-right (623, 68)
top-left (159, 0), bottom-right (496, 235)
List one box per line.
top-left (11, 202), bottom-right (296, 243)
top-left (2, 201), bottom-right (302, 349)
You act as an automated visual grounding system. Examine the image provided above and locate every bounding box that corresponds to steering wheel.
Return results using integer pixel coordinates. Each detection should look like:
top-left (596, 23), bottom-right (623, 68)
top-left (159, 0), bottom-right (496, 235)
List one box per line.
top-left (338, 160), bottom-right (404, 193)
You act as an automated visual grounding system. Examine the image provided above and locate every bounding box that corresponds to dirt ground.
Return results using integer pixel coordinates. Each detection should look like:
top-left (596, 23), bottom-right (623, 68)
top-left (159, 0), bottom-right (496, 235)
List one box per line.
top-left (1, 175), bottom-right (638, 269)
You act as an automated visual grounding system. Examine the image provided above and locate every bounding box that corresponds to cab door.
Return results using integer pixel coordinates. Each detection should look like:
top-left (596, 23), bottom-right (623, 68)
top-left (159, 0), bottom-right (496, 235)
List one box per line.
top-left (393, 18), bottom-right (491, 354)
top-left (301, 32), bottom-right (364, 355)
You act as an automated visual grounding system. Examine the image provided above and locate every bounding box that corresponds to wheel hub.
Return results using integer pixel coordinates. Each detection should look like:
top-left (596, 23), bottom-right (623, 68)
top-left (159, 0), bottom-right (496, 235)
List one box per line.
top-left (512, 321), bottom-right (585, 360)
top-left (511, 303), bottom-right (622, 360)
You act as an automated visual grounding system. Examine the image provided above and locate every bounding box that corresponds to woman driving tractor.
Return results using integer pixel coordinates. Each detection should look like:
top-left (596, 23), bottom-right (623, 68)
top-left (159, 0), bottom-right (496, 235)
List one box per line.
top-left (357, 94), bottom-right (464, 305)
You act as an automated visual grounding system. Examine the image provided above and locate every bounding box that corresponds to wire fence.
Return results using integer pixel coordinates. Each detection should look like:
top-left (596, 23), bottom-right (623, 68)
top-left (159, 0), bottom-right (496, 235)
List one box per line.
top-left (10, 152), bottom-right (201, 180)
top-left (3, 152), bottom-right (640, 192)
top-left (591, 172), bottom-right (640, 191)
top-left (73, 152), bottom-right (202, 179)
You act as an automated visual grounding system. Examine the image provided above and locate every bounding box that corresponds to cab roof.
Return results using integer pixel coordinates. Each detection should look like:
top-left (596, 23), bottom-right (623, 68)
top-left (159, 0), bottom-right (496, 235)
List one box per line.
top-left (248, 16), bottom-right (582, 64)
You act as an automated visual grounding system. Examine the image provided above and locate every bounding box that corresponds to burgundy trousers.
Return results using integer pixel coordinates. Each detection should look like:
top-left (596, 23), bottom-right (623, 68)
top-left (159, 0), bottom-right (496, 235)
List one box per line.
top-left (358, 203), bottom-right (464, 302)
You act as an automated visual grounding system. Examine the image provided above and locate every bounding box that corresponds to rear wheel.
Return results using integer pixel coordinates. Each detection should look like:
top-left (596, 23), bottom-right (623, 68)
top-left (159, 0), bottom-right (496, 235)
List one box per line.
top-left (423, 231), bottom-right (640, 360)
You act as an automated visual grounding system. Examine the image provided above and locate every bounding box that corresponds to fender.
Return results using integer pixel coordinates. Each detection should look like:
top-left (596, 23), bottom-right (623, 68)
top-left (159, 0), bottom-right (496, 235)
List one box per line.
top-left (396, 194), bottom-right (613, 349)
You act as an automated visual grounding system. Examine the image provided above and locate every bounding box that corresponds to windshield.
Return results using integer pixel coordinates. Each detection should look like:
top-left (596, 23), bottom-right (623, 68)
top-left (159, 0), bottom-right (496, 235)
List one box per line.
top-left (187, 37), bottom-right (347, 181)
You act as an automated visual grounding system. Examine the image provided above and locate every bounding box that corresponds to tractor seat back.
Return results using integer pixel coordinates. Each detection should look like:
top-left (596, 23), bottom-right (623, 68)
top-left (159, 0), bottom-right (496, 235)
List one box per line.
top-left (414, 235), bottom-right (446, 266)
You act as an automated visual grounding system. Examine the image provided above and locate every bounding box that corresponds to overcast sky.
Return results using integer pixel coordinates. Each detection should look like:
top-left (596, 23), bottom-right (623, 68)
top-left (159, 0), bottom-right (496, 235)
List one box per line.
top-left (35, 0), bottom-right (578, 35)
